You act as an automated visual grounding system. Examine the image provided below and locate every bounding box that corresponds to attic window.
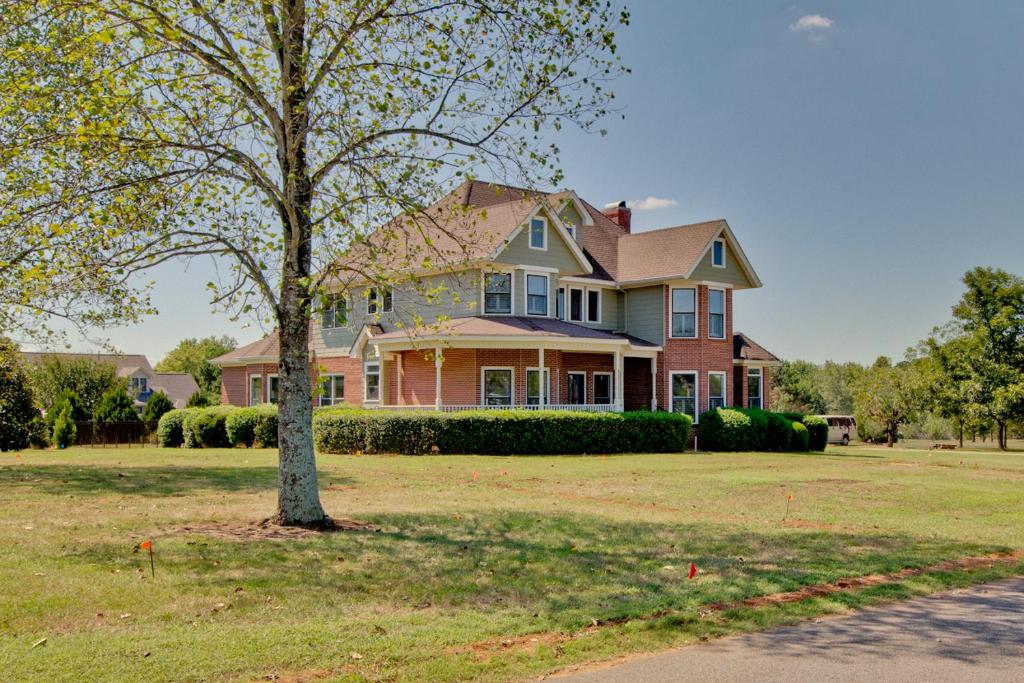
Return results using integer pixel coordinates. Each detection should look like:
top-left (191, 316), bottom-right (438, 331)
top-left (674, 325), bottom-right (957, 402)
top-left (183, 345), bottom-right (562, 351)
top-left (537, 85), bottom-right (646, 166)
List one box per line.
top-left (529, 217), bottom-right (547, 250)
top-left (712, 239), bottom-right (726, 268)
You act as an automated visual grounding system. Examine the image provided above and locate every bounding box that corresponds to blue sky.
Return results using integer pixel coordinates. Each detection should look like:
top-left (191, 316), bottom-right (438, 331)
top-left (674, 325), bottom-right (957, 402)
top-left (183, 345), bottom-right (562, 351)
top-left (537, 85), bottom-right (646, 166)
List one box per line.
top-left (52, 1), bottom-right (1024, 364)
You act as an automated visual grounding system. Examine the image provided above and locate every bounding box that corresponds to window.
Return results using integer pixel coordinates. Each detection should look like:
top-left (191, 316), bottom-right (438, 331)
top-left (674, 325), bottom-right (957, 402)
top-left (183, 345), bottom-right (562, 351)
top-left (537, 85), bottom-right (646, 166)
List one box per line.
top-left (566, 225), bottom-right (576, 240)
top-left (367, 287), bottom-right (392, 314)
top-left (556, 287), bottom-right (565, 320)
top-left (569, 288), bottom-right (584, 322)
top-left (131, 376), bottom-right (148, 394)
top-left (526, 274), bottom-right (549, 316)
top-left (671, 288), bottom-right (697, 338)
top-left (671, 372), bottom-right (697, 421)
top-left (482, 368), bottom-right (513, 406)
top-left (321, 294), bottom-right (347, 329)
top-left (318, 375), bottom-right (344, 407)
top-left (249, 375), bottom-right (263, 406)
top-left (747, 368), bottom-right (762, 409)
top-left (268, 375), bottom-right (280, 404)
top-left (484, 273), bottom-right (512, 314)
top-left (593, 373), bottom-right (612, 405)
top-left (567, 372), bottom-right (586, 405)
top-left (587, 289), bottom-right (601, 323)
top-left (364, 362), bottom-right (380, 402)
top-left (708, 289), bottom-right (725, 339)
top-left (712, 239), bottom-right (726, 268)
top-left (526, 368), bottom-right (551, 405)
top-left (529, 217), bottom-right (547, 250)
top-left (708, 372), bottom-right (726, 410)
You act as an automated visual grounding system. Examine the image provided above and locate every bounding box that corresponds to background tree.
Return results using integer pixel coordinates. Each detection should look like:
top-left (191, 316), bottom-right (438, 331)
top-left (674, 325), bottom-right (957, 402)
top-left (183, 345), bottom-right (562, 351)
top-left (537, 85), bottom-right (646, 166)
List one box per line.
top-left (770, 360), bottom-right (828, 414)
top-left (27, 357), bottom-right (123, 419)
top-left (142, 390), bottom-right (174, 422)
top-left (0, 337), bottom-right (42, 451)
top-left (156, 336), bottom-right (236, 398)
top-left (854, 357), bottom-right (929, 447)
top-left (94, 387), bottom-right (140, 423)
top-left (2, 0), bottom-right (627, 525)
top-left (186, 391), bottom-right (212, 408)
top-left (51, 405), bottom-right (77, 449)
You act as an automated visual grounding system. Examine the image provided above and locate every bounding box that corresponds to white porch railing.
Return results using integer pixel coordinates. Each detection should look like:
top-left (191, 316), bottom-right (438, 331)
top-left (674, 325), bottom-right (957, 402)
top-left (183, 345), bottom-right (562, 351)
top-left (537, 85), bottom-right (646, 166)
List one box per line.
top-left (368, 403), bottom-right (623, 413)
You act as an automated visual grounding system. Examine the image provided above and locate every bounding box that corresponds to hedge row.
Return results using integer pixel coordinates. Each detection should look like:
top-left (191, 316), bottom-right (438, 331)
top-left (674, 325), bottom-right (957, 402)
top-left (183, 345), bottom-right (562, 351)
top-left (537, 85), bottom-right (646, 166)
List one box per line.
top-left (312, 409), bottom-right (693, 455)
top-left (158, 405), bottom-right (278, 448)
top-left (696, 407), bottom-right (825, 453)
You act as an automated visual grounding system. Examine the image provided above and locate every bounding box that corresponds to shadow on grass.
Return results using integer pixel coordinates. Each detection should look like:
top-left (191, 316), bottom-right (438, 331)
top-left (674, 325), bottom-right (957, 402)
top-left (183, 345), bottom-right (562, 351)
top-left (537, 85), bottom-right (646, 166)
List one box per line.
top-left (0, 464), bottom-right (349, 496)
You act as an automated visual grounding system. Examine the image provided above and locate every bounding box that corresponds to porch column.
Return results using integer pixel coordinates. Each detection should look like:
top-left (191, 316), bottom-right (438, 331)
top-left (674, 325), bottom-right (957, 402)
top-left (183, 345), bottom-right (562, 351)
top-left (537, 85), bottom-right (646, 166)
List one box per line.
top-left (650, 355), bottom-right (658, 411)
top-left (538, 345), bottom-right (546, 405)
top-left (434, 345), bottom-right (443, 410)
top-left (614, 349), bottom-right (624, 411)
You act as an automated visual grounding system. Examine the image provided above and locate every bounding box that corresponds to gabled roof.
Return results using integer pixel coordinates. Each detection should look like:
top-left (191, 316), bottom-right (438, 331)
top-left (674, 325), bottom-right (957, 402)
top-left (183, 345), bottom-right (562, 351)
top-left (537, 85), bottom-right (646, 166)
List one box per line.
top-left (371, 316), bottom-right (659, 349)
top-left (733, 332), bottom-right (781, 364)
top-left (210, 332), bottom-right (278, 366)
top-left (21, 351), bottom-right (155, 377)
top-left (150, 374), bottom-right (200, 408)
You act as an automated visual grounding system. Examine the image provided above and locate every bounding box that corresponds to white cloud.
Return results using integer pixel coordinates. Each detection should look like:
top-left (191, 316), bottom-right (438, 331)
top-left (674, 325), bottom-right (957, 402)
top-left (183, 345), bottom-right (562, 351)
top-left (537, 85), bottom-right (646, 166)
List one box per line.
top-left (628, 196), bottom-right (678, 211)
top-left (789, 14), bottom-right (834, 32)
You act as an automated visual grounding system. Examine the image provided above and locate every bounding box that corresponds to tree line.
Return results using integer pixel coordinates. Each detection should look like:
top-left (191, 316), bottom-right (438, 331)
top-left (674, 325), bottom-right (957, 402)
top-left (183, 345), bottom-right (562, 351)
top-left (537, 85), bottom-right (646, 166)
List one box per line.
top-left (772, 267), bottom-right (1024, 449)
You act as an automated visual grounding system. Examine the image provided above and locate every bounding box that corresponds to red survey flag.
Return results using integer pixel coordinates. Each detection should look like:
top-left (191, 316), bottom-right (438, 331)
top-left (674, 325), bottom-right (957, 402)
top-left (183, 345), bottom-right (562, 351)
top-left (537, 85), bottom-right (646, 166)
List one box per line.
top-left (140, 540), bottom-right (152, 550)
top-left (688, 562), bottom-right (697, 580)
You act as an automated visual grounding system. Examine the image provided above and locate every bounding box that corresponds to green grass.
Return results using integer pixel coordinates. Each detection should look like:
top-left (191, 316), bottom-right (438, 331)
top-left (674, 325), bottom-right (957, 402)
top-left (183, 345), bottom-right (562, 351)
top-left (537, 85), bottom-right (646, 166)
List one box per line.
top-left (2, 444), bottom-right (1023, 682)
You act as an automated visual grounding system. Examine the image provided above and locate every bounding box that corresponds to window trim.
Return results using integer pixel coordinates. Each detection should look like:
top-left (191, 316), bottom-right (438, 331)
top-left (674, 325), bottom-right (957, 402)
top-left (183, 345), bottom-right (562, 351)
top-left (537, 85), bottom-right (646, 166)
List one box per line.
top-left (248, 374), bottom-right (263, 406)
top-left (480, 366), bottom-right (515, 406)
top-left (708, 371), bottom-right (726, 411)
top-left (482, 271), bottom-right (514, 316)
top-left (528, 216), bottom-right (548, 251)
top-left (669, 287), bottom-right (698, 339)
top-left (318, 373), bottom-right (345, 407)
top-left (366, 287), bottom-right (393, 315)
top-left (267, 373), bottom-right (280, 405)
top-left (668, 370), bottom-right (699, 423)
top-left (525, 366), bottom-right (552, 405)
top-left (567, 371), bottom-right (587, 405)
top-left (747, 367), bottom-right (763, 409)
top-left (708, 287), bottom-right (726, 340)
top-left (592, 371), bottom-right (613, 405)
top-left (712, 238), bottom-right (726, 268)
top-left (586, 288), bottom-right (602, 324)
top-left (568, 286), bottom-right (585, 322)
top-left (363, 362), bottom-right (381, 403)
top-left (525, 272), bottom-right (550, 317)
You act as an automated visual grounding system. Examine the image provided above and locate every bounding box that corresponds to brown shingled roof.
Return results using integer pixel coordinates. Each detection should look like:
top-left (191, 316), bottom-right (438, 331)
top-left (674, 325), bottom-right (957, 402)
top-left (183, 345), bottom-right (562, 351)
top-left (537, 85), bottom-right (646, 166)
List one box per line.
top-left (733, 332), bottom-right (781, 363)
top-left (211, 331), bottom-right (278, 364)
top-left (373, 316), bottom-right (658, 347)
top-left (616, 220), bottom-right (726, 283)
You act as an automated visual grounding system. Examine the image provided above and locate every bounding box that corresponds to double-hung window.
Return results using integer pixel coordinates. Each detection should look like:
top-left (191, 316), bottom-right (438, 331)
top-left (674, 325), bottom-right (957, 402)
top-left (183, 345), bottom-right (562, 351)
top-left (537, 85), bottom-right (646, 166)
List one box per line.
top-left (569, 288), bottom-right (584, 322)
top-left (593, 373), bottom-right (612, 405)
top-left (321, 294), bottom-right (347, 329)
top-left (671, 372), bottom-right (697, 421)
top-left (529, 217), bottom-right (547, 250)
top-left (708, 289), bottom-right (725, 339)
top-left (318, 375), bottom-right (344, 407)
top-left (483, 368), bottom-right (513, 406)
top-left (708, 372), bottom-right (726, 410)
top-left (747, 368), bottom-right (763, 409)
top-left (484, 273), bottom-right (512, 314)
top-left (526, 368), bottom-right (550, 405)
top-left (267, 375), bottom-right (280, 404)
top-left (587, 289), bottom-right (601, 323)
top-left (364, 363), bottom-right (380, 402)
top-left (526, 274), bottom-right (549, 316)
top-left (671, 288), bottom-right (696, 338)
top-left (249, 376), bottom-right (263, 406)
top-left (367, 287), bottom-right (392, 314)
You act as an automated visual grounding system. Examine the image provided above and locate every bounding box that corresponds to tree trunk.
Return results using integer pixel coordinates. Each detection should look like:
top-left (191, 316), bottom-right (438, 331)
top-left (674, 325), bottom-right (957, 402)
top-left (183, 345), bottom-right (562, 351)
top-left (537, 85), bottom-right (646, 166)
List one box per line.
top-left (958, 418), bottom-right (964, 449)
top-left (998, 422), bottom-right (1007, 451)
top-left (886, 421), bottom-right (896, 448)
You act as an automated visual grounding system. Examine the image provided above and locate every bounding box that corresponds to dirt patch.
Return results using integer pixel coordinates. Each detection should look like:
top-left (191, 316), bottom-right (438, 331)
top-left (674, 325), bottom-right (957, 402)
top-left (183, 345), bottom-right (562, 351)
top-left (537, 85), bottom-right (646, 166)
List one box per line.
top-left (452, 549), bottom-right (1024, 661)
top-left (169, 517), bottom-right (379, 541)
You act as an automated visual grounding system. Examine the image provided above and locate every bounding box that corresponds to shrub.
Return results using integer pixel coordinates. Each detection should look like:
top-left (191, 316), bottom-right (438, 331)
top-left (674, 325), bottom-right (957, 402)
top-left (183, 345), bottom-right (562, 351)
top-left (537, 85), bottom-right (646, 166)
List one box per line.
top-left (95, 387), bottom-right (139, 422)
top-left (0, 337), bottom-right (42, 451)
top-left (186, 391), bottom-right (211, 408)
top-left (51, 405), bottom-right (77, 448)
top-left (253, 406), bottom-right (278, 448)
top-left (157, 409), bottom-right (196, 447)
top-left (28, 415), bottom-right (50, 448)
top-left (764, 412), bottom-right (793, 452)
top-left (780, 411), bottom-right (806, 424)
top-left (142, 391), bottom-right (175, 422)
top-left (183, 406), bottom-right (233, 448)
top-left (698, 408), bottom-right (758, 452)
top-left (736, 408), bottom-right (769, 451)
top-left (313, 410), bottom-right (692, 455)
top-left (802, 415), bottom-right (828, 451)
top-left (45, 390), bottom-right (87, 435)
top-left (225, 405), bottom-right (278, 448)
top-left (790, 421), bottom-right (810, 452)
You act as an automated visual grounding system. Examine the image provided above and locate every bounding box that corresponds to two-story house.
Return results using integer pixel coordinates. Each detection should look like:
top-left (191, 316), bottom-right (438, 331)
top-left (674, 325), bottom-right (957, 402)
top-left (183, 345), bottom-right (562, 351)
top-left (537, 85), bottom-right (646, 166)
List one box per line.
top-left (212, 180), bottom-right (779, 423)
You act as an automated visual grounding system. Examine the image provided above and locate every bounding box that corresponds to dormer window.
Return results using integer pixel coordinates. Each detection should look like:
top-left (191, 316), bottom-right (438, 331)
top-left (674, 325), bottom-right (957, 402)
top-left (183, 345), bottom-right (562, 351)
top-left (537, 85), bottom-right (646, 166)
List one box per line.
top-left (712, 239), bottom-right (726, 268)
top-left (529, 217), bottom-right (547, 250)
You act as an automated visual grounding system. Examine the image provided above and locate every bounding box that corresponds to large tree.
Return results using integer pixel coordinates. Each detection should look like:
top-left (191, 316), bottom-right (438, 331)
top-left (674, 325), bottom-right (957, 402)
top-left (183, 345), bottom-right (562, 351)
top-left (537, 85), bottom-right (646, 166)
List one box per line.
top-left (0, 337), bottom-right (43, 451)
top-left (1, 1), bottom-right (628, 524)
top-left (27, 355), bottom-right (124, 418)
top-left (854, 356), bottom-right (929, 447)
top-left (156, 335), bottom-right (236, 397)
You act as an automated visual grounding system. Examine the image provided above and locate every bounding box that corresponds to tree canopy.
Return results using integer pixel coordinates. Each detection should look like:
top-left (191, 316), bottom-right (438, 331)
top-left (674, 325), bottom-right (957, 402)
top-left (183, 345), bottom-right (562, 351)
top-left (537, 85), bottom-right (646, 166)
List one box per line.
top-left (156, 336), bottom-right (236, 397)
top-left (0, 337), bottom-right (42, 451)
top-left (27, 356), bottom-right (124, 419)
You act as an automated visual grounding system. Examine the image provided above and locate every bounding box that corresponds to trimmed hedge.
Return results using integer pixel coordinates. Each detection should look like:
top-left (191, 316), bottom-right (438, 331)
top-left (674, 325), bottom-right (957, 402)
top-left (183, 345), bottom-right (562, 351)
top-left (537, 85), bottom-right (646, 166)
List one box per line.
top-left (313, 410), bottom-right (693, 455)
top-left (764, 412), bottom-right (793, 452)
top-left (696, 407), bottom-right (813, 453)
top-left (790, 421), bottom-right (809, 452)
top-left (802, 415), bottom-right (828, 451)
top-left (183, 406), bottom-right (234, 448)
top-left (158, 408), bottom-right (197, 447)
top-left (226, 405), bottom-right (279, 448)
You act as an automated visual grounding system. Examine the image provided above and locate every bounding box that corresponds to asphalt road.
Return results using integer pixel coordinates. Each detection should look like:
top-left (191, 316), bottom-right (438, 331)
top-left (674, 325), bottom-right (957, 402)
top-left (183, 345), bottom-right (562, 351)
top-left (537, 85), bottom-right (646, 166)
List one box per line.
top-left (555, 577), bottom-right (1024, 683)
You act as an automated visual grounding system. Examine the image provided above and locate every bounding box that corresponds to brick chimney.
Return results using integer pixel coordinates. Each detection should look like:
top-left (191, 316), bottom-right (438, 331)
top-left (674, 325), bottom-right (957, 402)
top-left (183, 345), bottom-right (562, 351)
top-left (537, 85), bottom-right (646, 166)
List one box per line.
top-left (602, 201), bottom-right (631, 233)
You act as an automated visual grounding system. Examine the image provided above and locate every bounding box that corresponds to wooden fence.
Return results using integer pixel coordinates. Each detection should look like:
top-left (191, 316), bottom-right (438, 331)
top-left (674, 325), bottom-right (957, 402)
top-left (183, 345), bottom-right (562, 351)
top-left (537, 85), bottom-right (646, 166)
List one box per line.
top-left (73, 421), bottom-right (160, 447)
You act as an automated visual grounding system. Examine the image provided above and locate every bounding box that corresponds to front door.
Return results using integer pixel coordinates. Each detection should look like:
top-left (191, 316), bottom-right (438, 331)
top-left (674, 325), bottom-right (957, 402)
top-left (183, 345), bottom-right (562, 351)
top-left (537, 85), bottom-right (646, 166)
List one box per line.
top-left (567, 372), bottom-right (586, 405)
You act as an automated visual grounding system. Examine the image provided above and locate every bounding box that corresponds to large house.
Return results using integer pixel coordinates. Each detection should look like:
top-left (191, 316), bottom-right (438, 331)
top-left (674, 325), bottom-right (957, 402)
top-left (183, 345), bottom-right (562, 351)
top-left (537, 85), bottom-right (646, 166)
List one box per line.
top-left (21, 352), bottom-right (200, 410)
top-left (213, 181), bottom-right (779, 423)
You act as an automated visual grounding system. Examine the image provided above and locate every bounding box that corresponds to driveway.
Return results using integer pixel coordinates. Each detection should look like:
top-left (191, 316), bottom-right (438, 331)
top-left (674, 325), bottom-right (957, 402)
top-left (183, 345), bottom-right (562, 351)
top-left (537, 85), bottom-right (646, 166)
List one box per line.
top-left (555, 577), bottom-right (1024, 683)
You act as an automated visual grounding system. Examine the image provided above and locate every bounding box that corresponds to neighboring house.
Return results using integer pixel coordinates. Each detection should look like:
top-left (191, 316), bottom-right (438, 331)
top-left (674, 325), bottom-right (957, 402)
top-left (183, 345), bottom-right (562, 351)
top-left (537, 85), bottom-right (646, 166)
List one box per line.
top-left (21, 352), bottom-right (200, 410)
top-left (213, 180), bottom-right (780, 423)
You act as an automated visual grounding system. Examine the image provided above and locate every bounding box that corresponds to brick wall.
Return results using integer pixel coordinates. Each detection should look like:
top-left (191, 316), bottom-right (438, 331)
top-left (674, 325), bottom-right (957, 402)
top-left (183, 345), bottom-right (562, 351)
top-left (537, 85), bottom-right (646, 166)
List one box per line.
top-left (220, 356), bottom-right (365, 407)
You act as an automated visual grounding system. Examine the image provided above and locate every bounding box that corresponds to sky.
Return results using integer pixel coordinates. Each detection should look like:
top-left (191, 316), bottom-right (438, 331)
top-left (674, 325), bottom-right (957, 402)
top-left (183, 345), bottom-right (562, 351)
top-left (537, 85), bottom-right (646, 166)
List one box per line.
top-left (42, 1), bottom-right (1024, 365)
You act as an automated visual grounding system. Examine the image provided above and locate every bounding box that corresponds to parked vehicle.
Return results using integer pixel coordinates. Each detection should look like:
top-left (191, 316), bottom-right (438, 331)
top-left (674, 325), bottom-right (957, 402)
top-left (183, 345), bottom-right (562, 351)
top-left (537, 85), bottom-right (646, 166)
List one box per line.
top-left (816, 415), bottom-right (857, 445)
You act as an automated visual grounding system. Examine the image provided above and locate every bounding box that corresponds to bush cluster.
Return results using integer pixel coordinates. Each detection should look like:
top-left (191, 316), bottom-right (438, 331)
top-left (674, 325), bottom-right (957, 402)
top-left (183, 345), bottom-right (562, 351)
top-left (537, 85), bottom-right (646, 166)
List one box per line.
top-left (312, 410), bottom-right (693, 455)
top-left (225, 405), bottom-right (279, 448)
top-left (697, 407), bottom-right (825, 453)
top-left (157, 408), bottom-right (197, 447)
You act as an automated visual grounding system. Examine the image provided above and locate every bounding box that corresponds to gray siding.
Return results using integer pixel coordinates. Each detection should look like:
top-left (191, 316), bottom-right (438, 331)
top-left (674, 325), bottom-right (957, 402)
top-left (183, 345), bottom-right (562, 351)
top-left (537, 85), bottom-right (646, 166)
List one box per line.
top-left (625, 285), bottom-right (664, 344)
top-left (689, 239), bottom-right (754, 287)
top-left (493, 207), bottom-right (586, 275)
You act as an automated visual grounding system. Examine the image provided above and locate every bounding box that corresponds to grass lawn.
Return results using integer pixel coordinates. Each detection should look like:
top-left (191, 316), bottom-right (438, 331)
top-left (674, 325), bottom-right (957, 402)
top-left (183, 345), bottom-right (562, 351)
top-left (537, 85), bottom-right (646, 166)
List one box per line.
top-left (2, 444), bottom-right (1023, 682)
